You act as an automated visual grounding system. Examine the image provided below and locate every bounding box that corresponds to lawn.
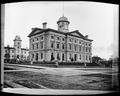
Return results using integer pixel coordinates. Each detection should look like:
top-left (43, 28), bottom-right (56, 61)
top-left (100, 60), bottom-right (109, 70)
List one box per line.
top-left (4, 70), bottom-right (118, 90)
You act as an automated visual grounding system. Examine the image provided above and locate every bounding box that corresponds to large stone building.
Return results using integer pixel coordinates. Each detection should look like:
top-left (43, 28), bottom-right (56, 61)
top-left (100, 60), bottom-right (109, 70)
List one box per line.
top-left (4, 36), bottom-right (29, 62)
top-left (28, 16), bottom-right (93, 63)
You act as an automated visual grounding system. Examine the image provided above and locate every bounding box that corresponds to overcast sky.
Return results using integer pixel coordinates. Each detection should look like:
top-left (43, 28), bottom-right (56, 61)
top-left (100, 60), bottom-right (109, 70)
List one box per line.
top-left (4, 1), bottom-right (118, 60)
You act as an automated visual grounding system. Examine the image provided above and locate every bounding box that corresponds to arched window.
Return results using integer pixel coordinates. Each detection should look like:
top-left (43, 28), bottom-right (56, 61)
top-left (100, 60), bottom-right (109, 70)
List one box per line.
top-left (57, 53), bottom-right (60, 60)
top-left (50, 53), bottom-right (54, 61)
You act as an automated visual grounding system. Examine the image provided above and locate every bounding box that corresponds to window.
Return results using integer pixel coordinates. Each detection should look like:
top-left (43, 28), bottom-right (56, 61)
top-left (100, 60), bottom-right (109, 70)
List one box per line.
top-left (57, 43), bottom-right (60, 49)
top-left (41, 42), bottom-right (43, 49)
top-left (89, 43), bottom-right (91, 46)
top-left (51, 42), bottom-right (54, 48)
top-left (24, 51), bottom-right (26, 54)
top-left (89, 56), bottom-right (91, 61)
top-left (57, 37), bottom-right (60, 40)
top-left (12, 50), bottom-right (14, 53)
top-left (36, 53), bottom-right (38, 61)
top-left (79, 41), bottom-right (81, 44)
top-left (79, 54), bottom-right (81, 60)
top-left (17, 50), bottom-right (19, 53)
top-left (86, 47), bottom-right (87, 52)
top-left (18, 42), bottom-right (20, 45)
top-left (51, 35), bottom-right (54, 39)
top-left (36, 43), bottom-right (38, 49)
top-left (33, 39), bottom-right (34, 42)
top-left (37, 38), bottom-right (38, 41)
top-left (62, 38), bottom-right (65, 41)
top-left (32, 54), bottom-right (34, 59)
top-left (83, 47), bottom-right (84, 52)
top-left (79, 45), bottom-right (81, 52)
top-left (5, 50), bottom-right (7, 53)
top-left (74, 54), bottom-right (77, 61)
top-left (32, 44), bottom-right (34, 50)
top-left (74, 45), bottom-right (77, 51)
top-left (69, 38), bottom-right (72, 42)
top-left (62, 44), bottom-right (64, 49)
top-left (41, 36), bottom-right (43, 40)
top-left (62, 53), bottom-right (64, 61)
top-left (41, 53), bottom-right (43, 59)
top-left (69, 53), bottom-right (72, 59)
top-left (69, 44), bottom-right (72, 50)
top-left (89, 48), bottom-right (91, 52)
top-left (75, 40), bottom-right (77, 43)
top-left (57, 53), bottom-right (60, 60)
top-left (86, 55), bottom-right (88, 60)
top-left (50, 53), bottom-right (54, 61)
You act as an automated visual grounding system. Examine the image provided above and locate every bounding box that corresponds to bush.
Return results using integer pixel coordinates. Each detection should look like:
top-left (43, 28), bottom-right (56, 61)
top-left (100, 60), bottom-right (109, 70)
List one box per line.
top-left (33, 61), bottom-right (55, 64)
top-left (58, 62), bottom-right (85, 65)
top-left (86, 62), bottom-right (100, 66)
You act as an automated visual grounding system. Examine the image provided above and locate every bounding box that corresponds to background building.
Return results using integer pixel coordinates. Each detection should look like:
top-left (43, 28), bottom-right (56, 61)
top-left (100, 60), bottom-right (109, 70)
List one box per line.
top-left (28, 16), bottom-right (93, 63)
top-left (4, 36), bottom-right (29, 62)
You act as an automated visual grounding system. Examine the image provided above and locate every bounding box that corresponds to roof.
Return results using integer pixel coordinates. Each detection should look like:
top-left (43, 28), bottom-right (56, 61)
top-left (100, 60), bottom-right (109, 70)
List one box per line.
top-left (4, 46), bottom-right (15, 49)
top-left (57, 16), bottom-right (70, 24)
top-left (4, 46), bottom-right (29, 51)
top-left (14, 35), bottom-right (21, 41)
top-left (21, 48), bottom-right (29, 51)
top-left (67, 30), bottom-right (85, 38)
top-left (28, 28), bottom-right (93, 41)
top-left (28, 28), bottom-right (66, 37)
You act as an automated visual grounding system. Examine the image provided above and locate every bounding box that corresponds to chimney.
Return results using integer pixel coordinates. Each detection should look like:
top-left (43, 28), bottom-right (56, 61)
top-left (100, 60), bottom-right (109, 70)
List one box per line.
top-left (7, 45), bottom-right (10, 47)
top-left (85, 35), bottom-right (88, 39)
top-left (31, 28), bottom-right (35, 31)
top-left (42, 22), bottom-right (47, 29)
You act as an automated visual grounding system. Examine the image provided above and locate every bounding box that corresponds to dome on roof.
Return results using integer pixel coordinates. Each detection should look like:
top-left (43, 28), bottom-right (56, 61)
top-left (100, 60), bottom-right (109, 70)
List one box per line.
top-left (57, 16), bottom-right (70, 23)
top-left (14, 35), bottom-right (21, 41)
top-left (59, 16), bottom-right (68, 21)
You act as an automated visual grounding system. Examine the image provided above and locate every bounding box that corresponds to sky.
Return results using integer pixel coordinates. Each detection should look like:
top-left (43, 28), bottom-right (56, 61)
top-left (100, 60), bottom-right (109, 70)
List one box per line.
top-left (4, 1), bottom-right (119, 60)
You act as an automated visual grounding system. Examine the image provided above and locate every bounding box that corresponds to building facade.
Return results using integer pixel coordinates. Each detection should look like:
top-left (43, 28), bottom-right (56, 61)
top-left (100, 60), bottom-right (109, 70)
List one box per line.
top-left (28, 16), bottom-right (93, 63)
top-left (4, 36), bottom-right (29, 62)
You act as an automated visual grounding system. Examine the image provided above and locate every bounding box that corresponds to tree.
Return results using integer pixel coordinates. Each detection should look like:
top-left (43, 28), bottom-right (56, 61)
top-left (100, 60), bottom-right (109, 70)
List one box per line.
top-left (92, 56), bottom-right (102, 63)
top-left (113, 57), bottom-right (119, 67)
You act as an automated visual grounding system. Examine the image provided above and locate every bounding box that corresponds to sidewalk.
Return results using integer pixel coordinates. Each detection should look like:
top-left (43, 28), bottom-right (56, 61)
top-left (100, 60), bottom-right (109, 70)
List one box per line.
top-left (5, 63), bottom-right (118, 76)
top-left (3, 88), bottom-right (115, 95)
top-left (5, 63), bottom-right (117, 70)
